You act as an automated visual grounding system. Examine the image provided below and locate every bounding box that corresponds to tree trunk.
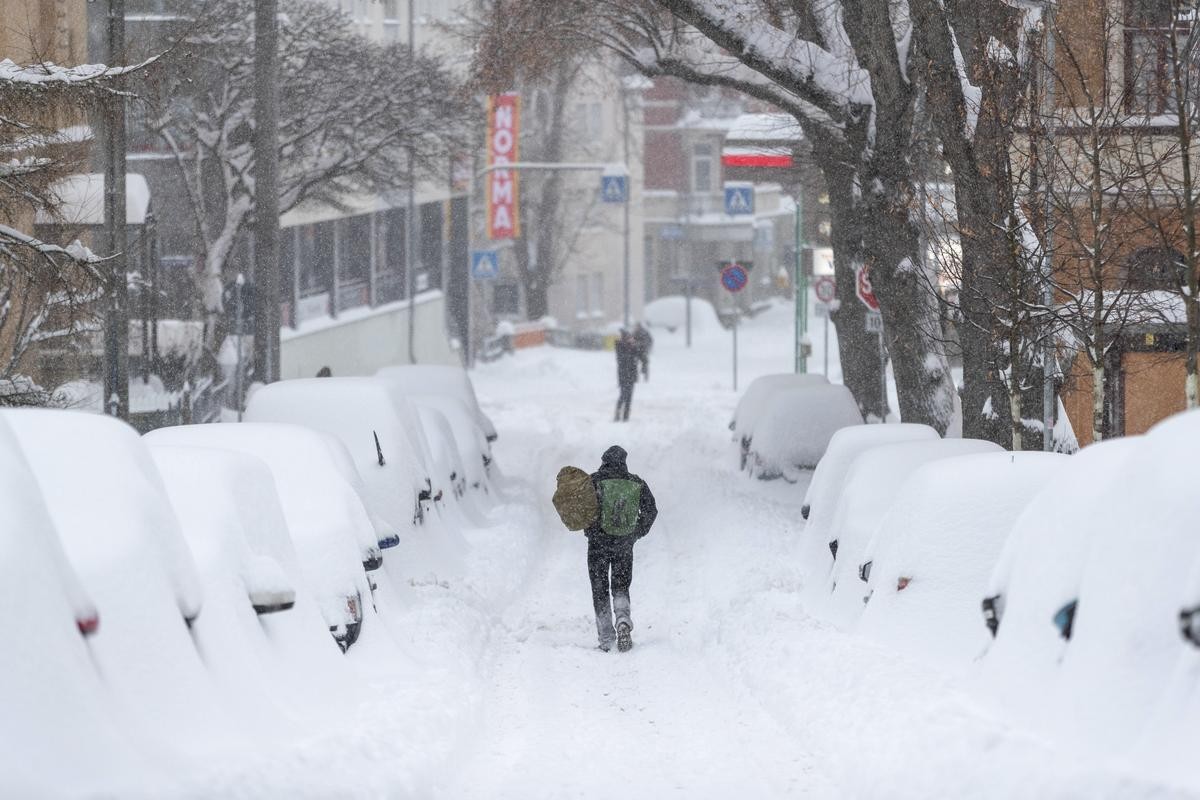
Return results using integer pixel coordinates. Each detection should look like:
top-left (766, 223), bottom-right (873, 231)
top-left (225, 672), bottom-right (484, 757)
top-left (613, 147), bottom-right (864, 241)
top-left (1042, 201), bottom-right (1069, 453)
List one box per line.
top-left (819, 153), bottom-right (888, 421)
top-left (1092, 362), bottom-right (1105, 444)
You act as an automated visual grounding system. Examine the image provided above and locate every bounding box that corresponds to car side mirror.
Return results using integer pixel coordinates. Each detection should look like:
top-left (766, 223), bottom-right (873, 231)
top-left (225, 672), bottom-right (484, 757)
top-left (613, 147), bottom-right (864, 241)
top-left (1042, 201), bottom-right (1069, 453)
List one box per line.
top-left (981, 594), bottom-right (1002, 637)
top-left (858, 561), bottom-right (872, 583)
top-left (1053, 599), bottom-right (1078, 641)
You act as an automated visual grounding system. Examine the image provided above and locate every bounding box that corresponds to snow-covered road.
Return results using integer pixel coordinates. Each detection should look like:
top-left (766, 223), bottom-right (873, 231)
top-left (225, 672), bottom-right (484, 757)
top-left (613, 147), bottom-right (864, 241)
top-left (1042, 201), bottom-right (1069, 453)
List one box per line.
top-left (174, 304), bottom-right (1194, 799)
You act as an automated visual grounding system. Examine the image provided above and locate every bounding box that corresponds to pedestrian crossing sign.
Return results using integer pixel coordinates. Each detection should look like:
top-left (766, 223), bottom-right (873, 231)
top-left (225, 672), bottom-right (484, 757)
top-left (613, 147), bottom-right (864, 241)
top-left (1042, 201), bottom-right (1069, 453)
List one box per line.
top-left (601, 174), bottom-right (628, 203)
top-left (471, 249), bottom-right (499, 280)
top-left (724, 185), bottom-right (755, 216)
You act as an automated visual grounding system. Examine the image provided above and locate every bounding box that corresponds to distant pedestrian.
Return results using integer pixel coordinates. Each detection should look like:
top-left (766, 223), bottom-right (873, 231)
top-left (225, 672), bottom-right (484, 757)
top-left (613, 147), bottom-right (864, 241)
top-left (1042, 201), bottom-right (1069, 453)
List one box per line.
top-left (633, 323), bottom-right (653, 381)
top-left (584, 445), bottom-right (657, 652)
top-left (614, 329), bottom-right (639, 421)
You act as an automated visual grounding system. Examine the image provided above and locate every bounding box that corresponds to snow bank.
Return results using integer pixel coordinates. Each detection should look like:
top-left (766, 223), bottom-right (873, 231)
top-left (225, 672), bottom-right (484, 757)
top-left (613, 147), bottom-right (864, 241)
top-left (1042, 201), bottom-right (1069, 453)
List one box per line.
top-left (643, 295), bottom-right (724, 337)
top-left (748, 383), bottom-right (863, 479)
top-left (803, 437), bottom-right (1002, 617)
top-left (856, 451), bottom-right (1068, 668)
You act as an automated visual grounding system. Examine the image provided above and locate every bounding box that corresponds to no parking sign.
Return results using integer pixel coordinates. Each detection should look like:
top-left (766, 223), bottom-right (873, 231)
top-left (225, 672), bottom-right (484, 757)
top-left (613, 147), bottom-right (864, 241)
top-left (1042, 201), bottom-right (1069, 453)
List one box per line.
top-left (721, 263), bottom-right (749, 293)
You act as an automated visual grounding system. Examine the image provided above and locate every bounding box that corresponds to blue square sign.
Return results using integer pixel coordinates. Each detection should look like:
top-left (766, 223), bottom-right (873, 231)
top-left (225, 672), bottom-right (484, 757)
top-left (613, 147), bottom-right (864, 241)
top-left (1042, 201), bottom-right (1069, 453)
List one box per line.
top-left (724, 185), bottom-right (754, 216)
top-left (601, 174), bottom-right (628, 203)
top-left (471, 249), bottom-right (499, 280)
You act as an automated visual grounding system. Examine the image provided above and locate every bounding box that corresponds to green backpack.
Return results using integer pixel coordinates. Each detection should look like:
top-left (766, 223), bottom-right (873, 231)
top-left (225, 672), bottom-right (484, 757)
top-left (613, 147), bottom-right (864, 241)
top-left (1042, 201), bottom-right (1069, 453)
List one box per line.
top-left (598, 478), bottom-right (643, 537)
top-left (553, 466), bottom-right (598, 531)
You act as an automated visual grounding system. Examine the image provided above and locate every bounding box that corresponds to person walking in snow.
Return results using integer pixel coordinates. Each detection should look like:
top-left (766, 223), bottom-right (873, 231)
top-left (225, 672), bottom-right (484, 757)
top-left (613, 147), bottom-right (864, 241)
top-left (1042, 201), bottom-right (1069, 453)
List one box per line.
top-left (633, 323), bottom-right (653, 382)
top-left (585, 445), bottom-right (657, 652)
top-left (614, 329), bottom-right (640, 421)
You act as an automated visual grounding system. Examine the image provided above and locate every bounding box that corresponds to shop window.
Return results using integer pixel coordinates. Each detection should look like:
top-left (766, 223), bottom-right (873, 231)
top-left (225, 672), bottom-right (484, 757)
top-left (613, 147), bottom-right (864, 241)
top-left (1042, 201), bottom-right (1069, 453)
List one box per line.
top-left (1121, 245), bottom-right (1186, 290)
top-left (493, 282), bottom-right (520, 315)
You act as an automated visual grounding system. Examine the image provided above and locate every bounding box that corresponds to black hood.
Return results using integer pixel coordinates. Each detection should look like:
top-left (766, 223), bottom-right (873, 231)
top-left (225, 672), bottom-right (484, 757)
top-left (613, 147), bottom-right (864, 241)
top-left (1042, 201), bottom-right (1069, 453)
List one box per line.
top-left (600, 445), bottom-right (627, 471)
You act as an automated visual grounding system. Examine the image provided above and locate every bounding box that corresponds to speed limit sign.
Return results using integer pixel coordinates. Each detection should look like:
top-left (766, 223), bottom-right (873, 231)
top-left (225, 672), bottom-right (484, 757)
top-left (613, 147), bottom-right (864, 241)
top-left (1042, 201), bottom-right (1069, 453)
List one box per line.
top-left (814, 276), bottom-right (836, 303)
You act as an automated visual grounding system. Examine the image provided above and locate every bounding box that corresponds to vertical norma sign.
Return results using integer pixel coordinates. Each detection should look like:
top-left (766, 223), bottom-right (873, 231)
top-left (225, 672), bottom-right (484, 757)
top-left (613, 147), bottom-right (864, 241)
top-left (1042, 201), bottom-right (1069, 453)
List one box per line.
top-left (487, 93), bottom-right (521, 240)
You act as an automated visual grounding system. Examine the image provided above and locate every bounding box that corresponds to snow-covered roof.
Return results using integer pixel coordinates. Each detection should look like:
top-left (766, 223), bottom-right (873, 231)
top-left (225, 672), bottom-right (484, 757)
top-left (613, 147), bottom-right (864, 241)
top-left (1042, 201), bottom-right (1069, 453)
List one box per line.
top-left (35, 173), bottom-right (152, 226)
top-left (724, 113), bottom-right (804, 143)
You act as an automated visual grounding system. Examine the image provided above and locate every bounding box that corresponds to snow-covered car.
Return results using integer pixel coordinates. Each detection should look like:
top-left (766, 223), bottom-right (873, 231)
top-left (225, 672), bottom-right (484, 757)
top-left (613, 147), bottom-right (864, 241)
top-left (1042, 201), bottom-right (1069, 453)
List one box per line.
top-left (0, 416), bottom-right (143, 795)
top-left (0, 415), bottom-right (100, 638)
top-left (150, 445), bottom-right (298, 617)
top-left (801, 422), bottom-right (940, 523)
top-left (375, 363), bottom-right (498, 442)
top-left (746, 383), bottom-right (864, 480)
top-left (643, 294), bottom-right (723, 336)
top-left (244, 377), bottom-right (432, 536)
top-left (146, 423), bottom-right (378, 652)
top-left (1043, 409), bottom-right (1200, 759)
top-left (374, 373), bottom-right (495, 496)
top-left (3, 409), bottom-right (203, 626)
top-left (802, 437), bottom-right (1002, 617)
top-left (1, 410), bottom-right (253, 759)
top-left (730, 373), bottom-right (829, 470)
top-left (977, 437), bottom-right (1141, 723)
top-left (418, 406), bottom-right (468, 501)
top-left (853, 451), bottom-right (1067, 667)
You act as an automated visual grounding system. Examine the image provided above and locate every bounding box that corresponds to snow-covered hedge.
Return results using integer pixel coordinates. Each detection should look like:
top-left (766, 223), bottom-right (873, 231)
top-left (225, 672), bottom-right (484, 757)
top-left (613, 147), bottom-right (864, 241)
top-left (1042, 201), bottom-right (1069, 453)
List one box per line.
top-left (747, 383), bottom-right (863, 480)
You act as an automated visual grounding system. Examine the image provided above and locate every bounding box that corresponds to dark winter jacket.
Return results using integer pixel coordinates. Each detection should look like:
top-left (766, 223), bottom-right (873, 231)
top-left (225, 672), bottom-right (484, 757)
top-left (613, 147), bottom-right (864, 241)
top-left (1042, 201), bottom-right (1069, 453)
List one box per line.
top-left (585, 445), bottom-right (657, 541)
top-left (615, 336), bottom-right (640, 387)
top-left (633, 326), bottom-right (653, 358)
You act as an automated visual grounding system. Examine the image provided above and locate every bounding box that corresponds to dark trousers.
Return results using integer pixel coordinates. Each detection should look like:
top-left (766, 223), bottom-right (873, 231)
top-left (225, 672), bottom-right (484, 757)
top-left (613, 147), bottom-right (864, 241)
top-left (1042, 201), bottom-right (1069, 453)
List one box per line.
top-left (615, 381), bottom-right (634, 421)
top-left (588, 535), bottom-right (634, 645)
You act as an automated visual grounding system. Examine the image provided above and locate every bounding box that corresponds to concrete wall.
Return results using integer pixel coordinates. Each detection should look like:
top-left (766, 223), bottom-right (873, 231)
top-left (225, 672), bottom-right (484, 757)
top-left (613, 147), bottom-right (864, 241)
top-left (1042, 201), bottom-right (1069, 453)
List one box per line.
top-left (280, 291), bottom-right (459, 379)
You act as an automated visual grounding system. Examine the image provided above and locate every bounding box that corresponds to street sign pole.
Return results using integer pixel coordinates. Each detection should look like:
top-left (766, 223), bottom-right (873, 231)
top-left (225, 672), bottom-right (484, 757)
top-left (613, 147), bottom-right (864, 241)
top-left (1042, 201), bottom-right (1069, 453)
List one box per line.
top-left (733, 306), bottom-right (739, 392)
top-left (795, 192), bottom-right (807, 374)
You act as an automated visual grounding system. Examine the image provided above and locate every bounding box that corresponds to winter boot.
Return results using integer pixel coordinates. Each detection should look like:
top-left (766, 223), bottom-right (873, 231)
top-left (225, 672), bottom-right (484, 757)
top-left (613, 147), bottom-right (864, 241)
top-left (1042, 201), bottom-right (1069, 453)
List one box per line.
top-left (616, 620), bottom-right (633, 652)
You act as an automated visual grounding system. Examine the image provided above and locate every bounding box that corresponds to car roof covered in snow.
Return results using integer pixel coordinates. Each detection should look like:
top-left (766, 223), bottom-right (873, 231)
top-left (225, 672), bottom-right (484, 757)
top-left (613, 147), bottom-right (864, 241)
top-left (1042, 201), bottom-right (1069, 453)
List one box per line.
top-left (731, 372), bottom-right (829, 439)
top-left (374, 365), bottom-right (497, 441)
top-left (854, 451), bottom-right (1068, 667)
top-left (749, 383), bottom-right (864, 478)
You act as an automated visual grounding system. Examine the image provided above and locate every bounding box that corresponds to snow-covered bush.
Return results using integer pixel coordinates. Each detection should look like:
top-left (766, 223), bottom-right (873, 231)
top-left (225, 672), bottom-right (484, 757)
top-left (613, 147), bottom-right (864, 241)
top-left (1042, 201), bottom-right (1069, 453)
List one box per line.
top-left (801, 438), bottom-right (1003, 617)
top-left (643, 295), bottom-right (723, 336)
top-left (730, 373), bottom-right (829, 469)
top-left (746, 383), bottom-right (863, 480)
top-left (854, 451), bottom-right (1067, 667)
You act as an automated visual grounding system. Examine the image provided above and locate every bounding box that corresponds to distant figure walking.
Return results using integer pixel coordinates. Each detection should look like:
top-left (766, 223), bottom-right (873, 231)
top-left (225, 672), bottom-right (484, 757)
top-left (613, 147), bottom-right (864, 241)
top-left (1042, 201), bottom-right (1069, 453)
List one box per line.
top-left (614, 329), bottom-right (639, 422)
top-left (633, 323), bottom-right (653, 382)
top-left (585, 445), bottom-right (657, 652)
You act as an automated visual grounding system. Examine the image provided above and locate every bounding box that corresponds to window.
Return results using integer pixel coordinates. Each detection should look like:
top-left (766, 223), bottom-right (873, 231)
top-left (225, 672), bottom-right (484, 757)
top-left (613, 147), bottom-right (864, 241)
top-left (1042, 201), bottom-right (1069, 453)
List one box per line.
top-left (692, 143), bottom-right (714, 193)
top-left (337, 215), bottom-right (371, 284)
top-left (297, 222), bottom-right (334, 295)
top-left (1121, 246), bottom-right (1186, 289)
top-left (1124, 0), bottom-right (1199, 114)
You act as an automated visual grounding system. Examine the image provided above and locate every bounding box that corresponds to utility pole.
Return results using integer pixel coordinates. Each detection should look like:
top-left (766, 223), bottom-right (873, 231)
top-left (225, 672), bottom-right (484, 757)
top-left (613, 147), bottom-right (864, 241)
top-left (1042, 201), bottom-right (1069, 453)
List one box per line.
top-left (254, 0), bottom-right (281, 382)
top-left (794, 191), bottom-right (807, 374)
top-left (103, 0), bottom-right (129, 419)
top-left (1040, 1), bottom-right (1058, 450)
top-left (405, 0), bottom-right (418, 363)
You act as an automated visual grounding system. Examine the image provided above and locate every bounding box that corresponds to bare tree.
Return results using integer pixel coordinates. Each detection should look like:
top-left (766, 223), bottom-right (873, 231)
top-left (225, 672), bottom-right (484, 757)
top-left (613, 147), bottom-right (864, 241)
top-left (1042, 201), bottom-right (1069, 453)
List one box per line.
top-left (0, 57), bottom-right (147, 403)
top-left (142, 0), bottom-right (471, 352)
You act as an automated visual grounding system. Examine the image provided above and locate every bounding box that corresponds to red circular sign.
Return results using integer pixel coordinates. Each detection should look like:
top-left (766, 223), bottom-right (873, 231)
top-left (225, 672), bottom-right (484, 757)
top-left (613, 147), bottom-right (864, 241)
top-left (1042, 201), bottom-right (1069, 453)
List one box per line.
top-left (814, 276), bottom-right (836, 303)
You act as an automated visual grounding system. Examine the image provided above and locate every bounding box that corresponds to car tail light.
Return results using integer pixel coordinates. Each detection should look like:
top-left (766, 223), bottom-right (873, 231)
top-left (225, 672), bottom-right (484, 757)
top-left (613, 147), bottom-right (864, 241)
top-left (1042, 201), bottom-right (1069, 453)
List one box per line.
top-left (896, 576), bottom-right (911, 591)
top-left (76, 613), bottom-right (100, 637)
